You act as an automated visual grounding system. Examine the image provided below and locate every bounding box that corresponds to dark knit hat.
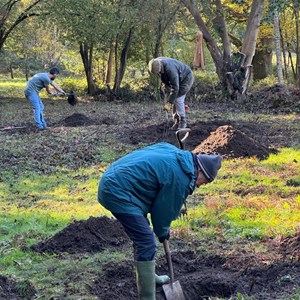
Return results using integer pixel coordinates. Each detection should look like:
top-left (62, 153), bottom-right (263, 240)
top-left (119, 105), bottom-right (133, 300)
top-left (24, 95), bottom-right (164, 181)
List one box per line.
top-left (196, 154), bottom-right (222, 182)
top-left (49, 67), bottom-right (60, 75)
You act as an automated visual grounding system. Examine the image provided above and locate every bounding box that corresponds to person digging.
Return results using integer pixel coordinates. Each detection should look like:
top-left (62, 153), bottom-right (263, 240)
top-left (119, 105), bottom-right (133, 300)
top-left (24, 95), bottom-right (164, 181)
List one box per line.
top-left (148, 57), bottom-right (194, 130)
top-left (98, 142), bottom-right (222, 299)
top-left (24, 67), bottom-right (66, 129)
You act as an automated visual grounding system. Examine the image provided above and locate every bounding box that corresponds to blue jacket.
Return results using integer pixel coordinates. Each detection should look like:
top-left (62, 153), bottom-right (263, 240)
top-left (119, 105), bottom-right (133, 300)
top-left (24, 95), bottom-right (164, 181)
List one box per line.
top-left (98, 143), bottom-right (197, 240)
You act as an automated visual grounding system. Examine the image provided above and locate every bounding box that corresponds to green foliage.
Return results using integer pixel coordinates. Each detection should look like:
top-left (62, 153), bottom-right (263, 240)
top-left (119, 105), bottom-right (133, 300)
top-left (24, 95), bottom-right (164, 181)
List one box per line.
top-left (250, 75), bottom-right (278, 90)
top-left (60, 77), bottom-right (87, 95)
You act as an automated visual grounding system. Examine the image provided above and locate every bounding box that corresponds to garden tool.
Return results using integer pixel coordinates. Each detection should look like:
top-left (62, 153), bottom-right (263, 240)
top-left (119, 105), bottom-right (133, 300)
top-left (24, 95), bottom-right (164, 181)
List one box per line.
top-left (162, 240), bottom-right (185, 300)
top-left (176, 128), bottom-right (191, 220)
top-left (67, 92), bottom-right (78, 106)
top-left (56, 91), bottom-right (78, 106)
top-left (176, 128), bottom-right (191, 150)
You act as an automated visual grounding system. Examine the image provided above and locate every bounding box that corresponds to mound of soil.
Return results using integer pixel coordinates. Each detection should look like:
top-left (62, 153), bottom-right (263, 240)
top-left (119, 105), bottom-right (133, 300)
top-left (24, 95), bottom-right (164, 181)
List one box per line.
top-left (121, 122), bottom-right (275, 160)
top-left (30, 216), bottom-right (130, 254)
top-left (0, 276), bottom-right (36, 300)
top-left (63, 113), bottom-right (95, 127)
top-left (192, 125), bottom-right (273, 159)
top-left (91, 250), bottom-right (300, 300)
top-left (61, 113), bottom-right (117, 127)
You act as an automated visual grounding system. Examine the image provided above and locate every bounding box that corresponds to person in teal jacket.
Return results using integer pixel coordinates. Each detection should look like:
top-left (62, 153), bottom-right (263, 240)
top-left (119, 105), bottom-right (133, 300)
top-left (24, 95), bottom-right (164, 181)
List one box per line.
top-left (98, 142), bottom-right (222, 300)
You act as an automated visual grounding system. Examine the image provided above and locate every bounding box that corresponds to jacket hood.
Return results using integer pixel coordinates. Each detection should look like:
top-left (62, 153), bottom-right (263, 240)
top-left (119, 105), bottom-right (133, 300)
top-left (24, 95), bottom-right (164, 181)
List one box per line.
top-left (176, 151), bottom-right (196, 192)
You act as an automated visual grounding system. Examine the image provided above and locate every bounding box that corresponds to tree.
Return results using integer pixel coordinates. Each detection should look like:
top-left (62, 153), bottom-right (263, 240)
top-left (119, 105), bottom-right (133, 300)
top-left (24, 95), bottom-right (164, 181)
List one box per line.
top-left (180, 0), bottom-right (265, 97)
top-left (0, 0), bottom-right (45, 51)
top-left (274, 10), bottom-right (284, 84)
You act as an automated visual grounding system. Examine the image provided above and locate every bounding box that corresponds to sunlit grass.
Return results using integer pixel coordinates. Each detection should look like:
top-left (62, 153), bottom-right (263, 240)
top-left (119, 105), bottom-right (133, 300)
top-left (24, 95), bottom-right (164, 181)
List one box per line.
top-left (172, 148), bottom-right (300, 241)
top-left (0, 78), bottom-right (27, 98)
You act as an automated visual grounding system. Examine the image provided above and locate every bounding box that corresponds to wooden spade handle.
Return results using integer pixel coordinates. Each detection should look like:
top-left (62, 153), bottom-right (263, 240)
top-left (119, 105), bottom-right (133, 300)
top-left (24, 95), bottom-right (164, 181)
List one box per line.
top-left (163, 240), bottom-right (174, 284)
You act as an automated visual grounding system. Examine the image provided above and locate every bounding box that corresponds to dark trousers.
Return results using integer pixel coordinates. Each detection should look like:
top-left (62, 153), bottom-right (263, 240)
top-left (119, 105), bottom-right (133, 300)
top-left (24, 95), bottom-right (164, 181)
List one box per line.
top-left (112, 213), bottom-right (157, 261)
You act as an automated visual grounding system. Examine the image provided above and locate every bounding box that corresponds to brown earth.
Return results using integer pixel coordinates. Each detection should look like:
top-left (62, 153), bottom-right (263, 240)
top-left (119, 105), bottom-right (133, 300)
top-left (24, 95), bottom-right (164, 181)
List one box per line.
top-left (30, 216), bottom-right (130, 254)
top-left (27, 216), bottom-right (300, 300)
top-left (0, 93), bottom-right (299, 299)
top-left (117, 120), bottom-right (276, 159)
top-left (0, 275), bottom-right (36, 300)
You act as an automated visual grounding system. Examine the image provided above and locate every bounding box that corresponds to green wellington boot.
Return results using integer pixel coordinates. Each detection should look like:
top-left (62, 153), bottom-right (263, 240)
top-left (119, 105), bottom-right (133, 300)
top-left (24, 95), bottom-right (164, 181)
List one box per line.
top-left (135, 261), bottom-right (156, 300)
top-left (155, 274), bottom-right (170, 285)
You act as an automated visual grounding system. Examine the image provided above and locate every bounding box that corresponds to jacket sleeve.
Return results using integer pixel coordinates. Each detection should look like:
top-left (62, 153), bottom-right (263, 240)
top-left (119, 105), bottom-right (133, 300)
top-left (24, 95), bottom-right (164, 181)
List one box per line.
top-left (150, 180), bottom-right (189, 240)
top-left (165, 66), bottom-right (180, 104)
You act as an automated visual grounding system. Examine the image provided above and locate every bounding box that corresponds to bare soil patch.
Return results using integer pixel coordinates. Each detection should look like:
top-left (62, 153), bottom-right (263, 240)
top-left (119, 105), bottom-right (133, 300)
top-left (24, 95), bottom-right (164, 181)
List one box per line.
top-left (191, 125), bottom-right (275, 159)
top-left (0, 275), bottom-right (22, 300)
top-left (92, 251), bottom-right (300, 300)
top-left (27, 216), bottom-right (300, 300)
top-left (0, 276), bottom-right (36, 300)
top-left (119, 120), bottom-right (276, 159)
top-left (30, 216), bottom-right (130, 254)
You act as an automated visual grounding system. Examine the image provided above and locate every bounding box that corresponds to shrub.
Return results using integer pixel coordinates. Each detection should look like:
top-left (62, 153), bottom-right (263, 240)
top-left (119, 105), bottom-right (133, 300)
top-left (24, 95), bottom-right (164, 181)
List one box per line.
top-left (60, 77), bottom-right (87, 95)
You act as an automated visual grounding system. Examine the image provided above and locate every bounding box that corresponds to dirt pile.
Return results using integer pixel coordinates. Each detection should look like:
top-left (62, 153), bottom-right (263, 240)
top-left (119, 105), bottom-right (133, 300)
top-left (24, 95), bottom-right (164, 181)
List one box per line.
top-left (63, 113), bottom-right (95, 127)
top-left (30, 216), bottom-right (130, 254)
top-left (122, 121), bottom-right (276, 159)
top-left (91, 250), bottom-right (300, 300)
top-left (192, 125), bottom-right (273, 159)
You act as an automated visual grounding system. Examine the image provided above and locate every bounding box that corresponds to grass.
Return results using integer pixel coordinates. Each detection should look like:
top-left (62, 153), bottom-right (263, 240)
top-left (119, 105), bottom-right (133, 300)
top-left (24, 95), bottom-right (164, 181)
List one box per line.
top-left (0, 78), bottom-right (300, 298)
top-left (171, 148), bottom-right (300, 241)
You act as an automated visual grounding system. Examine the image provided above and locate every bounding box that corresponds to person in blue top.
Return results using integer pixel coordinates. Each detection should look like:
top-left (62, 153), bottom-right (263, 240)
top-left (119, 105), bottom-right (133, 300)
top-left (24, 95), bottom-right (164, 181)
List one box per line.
top-left (148, 57), bottom-right (194, 130)
top-left (98, 142), bottom-right (222, 300)
top-left (24, 67), bottom-right (66, 129)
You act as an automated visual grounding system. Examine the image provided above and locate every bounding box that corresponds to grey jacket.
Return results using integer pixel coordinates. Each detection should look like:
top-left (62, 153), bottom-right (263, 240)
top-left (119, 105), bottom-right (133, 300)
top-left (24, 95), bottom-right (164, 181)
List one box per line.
top-left (158, 57), bottom-right (194, 103)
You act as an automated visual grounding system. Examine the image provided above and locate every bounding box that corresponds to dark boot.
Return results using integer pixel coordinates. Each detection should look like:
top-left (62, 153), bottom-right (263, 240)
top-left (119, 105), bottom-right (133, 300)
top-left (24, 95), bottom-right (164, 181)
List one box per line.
top-left (178, 116), bottom-right (187, 129)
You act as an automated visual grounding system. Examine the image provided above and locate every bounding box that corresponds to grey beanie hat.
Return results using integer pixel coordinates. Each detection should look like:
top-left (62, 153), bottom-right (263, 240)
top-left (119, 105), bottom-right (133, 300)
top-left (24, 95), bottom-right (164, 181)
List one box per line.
top-left (196, 154), bottom-right (222, 182)
top-left (148, 58), bottom-right (161, 75)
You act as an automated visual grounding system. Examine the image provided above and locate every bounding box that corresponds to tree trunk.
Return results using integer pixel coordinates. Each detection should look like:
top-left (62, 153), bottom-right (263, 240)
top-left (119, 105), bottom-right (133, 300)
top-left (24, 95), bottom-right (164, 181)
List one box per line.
top-left (241, 0), bottom-right (265, 67)
top-left (214, 0), bottom-right (232, 89)
top-left (79, 42), bottom-right (97, 95)
top-left (252, 38), bottom-right (273, 80)
top-left (24, 56), bottom-right (29, 81)
top-left (106, 41), bottom-right (114, 89)
top-left (274, 11), bottom-right (284, 84)
top-left (280, 14), bottom-right (288, 80)
top-left (294, 0), bottom-right (300, 87)
top-left (288, 51), bottom-right (296, 80)
top-left (9, 64), bottom-right (14, 79)
top-left (113, 27), bottom-right (134, 94)
top-left (180, 0), bottom-right (223, 78)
